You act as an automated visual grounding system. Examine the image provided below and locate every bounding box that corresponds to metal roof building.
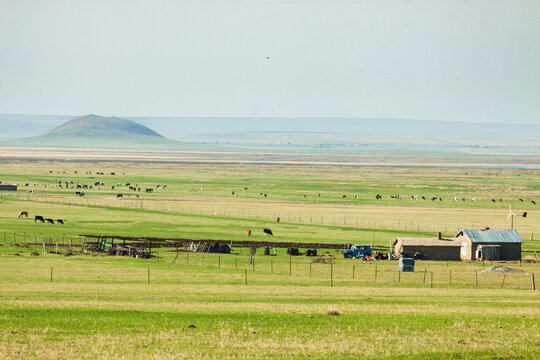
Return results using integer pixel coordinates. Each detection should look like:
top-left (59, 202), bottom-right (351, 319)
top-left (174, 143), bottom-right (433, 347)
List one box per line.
top-left (456, 229), bottom-right (523, 261)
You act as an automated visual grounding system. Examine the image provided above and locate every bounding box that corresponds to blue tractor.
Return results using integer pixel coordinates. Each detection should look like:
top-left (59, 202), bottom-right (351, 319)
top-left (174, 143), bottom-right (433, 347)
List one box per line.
top-left (342, 244), bottom-right (372, 259)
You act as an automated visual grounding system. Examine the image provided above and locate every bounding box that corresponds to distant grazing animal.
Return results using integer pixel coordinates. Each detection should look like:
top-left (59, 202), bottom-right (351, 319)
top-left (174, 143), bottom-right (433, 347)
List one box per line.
top-left (56, 219), bottom-right (64, 225)
top-left (276, 217), bottom-right (280, 223)
top-left (46, 218), bottom-right (54, 224)
top-left (116, 194), bottom-right (123, 198)
top-left (519, 198), bottom-right (524, 202)
top-left (263, 228), bottom-right (273, 236)
top-left (18, 211), bottom-right (28, 218)
top-left (421, 196), bottom-right (426, 200)
top-left (375, 194), bottom-right (382, 200)
top-left (522, 212), bottom-right (528, 218)
top-left (342, 195), bottom-right (346, 198)
top-left (145, 188), bottom-right (153, 193)
top-left (532, 200), bottom-right (537, 205)
top-left (355, 194), bottom-right (359, 199)
top-left (491, 199), bottom-right (496, 203)
top-left (34, 215), bottom-right (44, 223)
top-left (246, 228), bottom-right (251, 237)
top-left (232, 190), bottom-right (235, 195)
top-left (264, 194), bottom-right (267, 197)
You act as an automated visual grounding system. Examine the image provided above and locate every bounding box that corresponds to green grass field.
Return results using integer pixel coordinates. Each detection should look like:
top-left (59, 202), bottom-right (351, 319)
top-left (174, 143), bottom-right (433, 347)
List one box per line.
top-left (1, 159), bottom-right (539, 359)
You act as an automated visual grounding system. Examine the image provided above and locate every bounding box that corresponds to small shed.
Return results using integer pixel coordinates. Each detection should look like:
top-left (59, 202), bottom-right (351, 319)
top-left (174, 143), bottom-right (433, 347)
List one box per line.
top-left (393, 234), bottom-right (462, 261)
top-left (456, 229), bottom-right (523, 261)
top-left (0, 184), bottom-right (17, 191)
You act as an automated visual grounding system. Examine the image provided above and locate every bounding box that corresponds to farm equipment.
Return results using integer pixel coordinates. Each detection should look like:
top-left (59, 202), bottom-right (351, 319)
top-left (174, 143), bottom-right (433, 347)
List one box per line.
top-left (342, 244), bottom-right (372, 259)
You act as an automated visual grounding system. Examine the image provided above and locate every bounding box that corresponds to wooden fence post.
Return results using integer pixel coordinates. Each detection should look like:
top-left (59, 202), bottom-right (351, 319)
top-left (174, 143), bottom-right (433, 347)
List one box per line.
top-left (501, 274), bottom-right (506, 289)
top-left (423, 269), bottom-right (426, 284)
top-left (430, 272), bottom-right (433, 288)
top-left (147, 268), bottom-right (150, 284)
top-left (330, 263), bottom-right (333, 287)
top-left (50, 267), bottom-right (53, 282)
top-left (532, 274), bottom-right (536, 291)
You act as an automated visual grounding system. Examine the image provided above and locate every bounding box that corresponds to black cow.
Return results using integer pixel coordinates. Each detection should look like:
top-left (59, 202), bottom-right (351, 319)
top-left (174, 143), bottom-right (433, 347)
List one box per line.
top-left (145, 188), bottom-right (153, 193)
top-left (45, 218), bottom-right (54, 224)
top-left (34, 215), bottom-right (44, 223)
top-left (117, 194), bottom-right (123, 198)
top-left (56, 219), bottom-right (65, 225)
top-left (532, 200), bottom-right (537, 205)
top-left (263, 228), bottom-right (273, 236)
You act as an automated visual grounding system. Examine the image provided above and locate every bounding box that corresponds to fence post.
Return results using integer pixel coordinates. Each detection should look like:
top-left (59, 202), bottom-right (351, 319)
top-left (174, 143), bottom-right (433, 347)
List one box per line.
top-left (309, 262), bottom-right (312, 277)
top-left (218, 256), bottom-right (221, 269)
top-left (289, 255), bottom-right (292, 275)
top-left (501, 274), bottom-right (506, 289)
top-left (147, 268), bottom-right (150, 284)
top-left (532, 274), bottom-right (536, 291)
top-left (245, 269), bottom-right (247, 286)
top-left (430, 272), bottom-right (433, 288)
top-left (50, 267), bottom-right (53, 282)
top-left (423, 269), bottom-right (426, 284)
top-left (375, 265), bottom-right (378, 281)
top-left (352, 264), bottom-right (355, 279)
top-left (270, 260), bottom-right (273, 273)
top-left (475, 271), bottom-right (478, 287)
top-left (186, 252), bottom-right (189, 264)
top-left (330, 263), bottom-right (333, 287)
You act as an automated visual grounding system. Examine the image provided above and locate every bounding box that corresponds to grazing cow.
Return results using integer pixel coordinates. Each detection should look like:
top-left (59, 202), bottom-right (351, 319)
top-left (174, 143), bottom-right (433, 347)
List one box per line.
top-left (499, 199), bottom-right (502, 202)
top-left (523, 212), bottom-right (528, 218)
top-left (126, 183), bottom-right (131, 186)
top-left (76, 185), bottom-right (81, 189)
top-left (355, 194), bottom-right (359, 199)
top-left (82, 185), bottom-right (88, 189)
top-left (439, 198), bottom-right (442, 201)
top-left (56, 219), bottom-right (65, 225)
top-left (519, 198), bottom-right (524, 202)
top-left (342, 195), bottom-right (346, 198)
top-left (276, 217), bottom-right (280, 223)
top-left (491, 199), bottom-right (496, 203)
top-left (421, 196), bottom-right (426, 200)
top-left (46, 218), bottom-right (54, 224)
top-left (243, 187), bottom-right (247, 191)
top-left (375, 194), bottom-right (382, 200)
top-left (263, 228), bottom-right (273, 236)
top-left (283, 194), bottom-right (287, 198)
top-left (145, 188), bottom-right (153, 193)
top-left (453, 197), bottom-right (458, 201)
top-left (532, 200), bottom-right (537, 205)
top-left (232, 190), bottom-right (235, 195)
top-left (471, 198), bottom-right (477, 201)
top-left (264, 194), bottom-right (267, 198)
top-left (117, 194), bottom-right (123, 198)
top-left (304, 194), bottom-right (307, 198)
top-left (112, 186), bottom-right (115, 190)
top-left (29, 190), bottom-right (34, 193)
top-left (34, 215), bottom-right (44, 223)
top-left (246, 228), bottom-right (251, 237)
top-left (18, 211), bottom-right (29, 218)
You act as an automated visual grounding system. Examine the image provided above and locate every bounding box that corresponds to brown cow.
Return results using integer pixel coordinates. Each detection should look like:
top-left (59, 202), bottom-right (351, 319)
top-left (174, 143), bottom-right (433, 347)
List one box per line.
top-left (246, 228), bottom-right (252, 237)
top-left (18, 211), bottom-right (28, 218)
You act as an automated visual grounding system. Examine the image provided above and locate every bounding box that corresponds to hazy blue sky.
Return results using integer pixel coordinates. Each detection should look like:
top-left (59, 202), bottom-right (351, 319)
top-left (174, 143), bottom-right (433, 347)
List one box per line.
top-left (0, 0), bottom-right (538, 124)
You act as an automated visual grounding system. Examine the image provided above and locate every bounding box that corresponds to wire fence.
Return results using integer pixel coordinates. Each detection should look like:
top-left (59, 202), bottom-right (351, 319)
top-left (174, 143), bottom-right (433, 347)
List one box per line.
top-left (1, 251), bottom-right (537, 291)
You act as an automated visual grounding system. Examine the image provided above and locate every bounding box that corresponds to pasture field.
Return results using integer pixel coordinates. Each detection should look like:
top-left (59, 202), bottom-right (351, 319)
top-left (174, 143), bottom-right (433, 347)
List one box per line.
top-left (0, 252), bottom-right (539, 359)
top-left (1, 159), bottom-right (540, 359)
top-left (0, 160), bottom-right (539, 251)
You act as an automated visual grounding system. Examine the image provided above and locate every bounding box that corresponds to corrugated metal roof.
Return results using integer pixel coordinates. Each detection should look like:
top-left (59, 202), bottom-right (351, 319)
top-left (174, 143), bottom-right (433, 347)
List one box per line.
top-left (459, 229), bottom-right (523, 243)
top-left (393, 237), bottom-right (462, 247)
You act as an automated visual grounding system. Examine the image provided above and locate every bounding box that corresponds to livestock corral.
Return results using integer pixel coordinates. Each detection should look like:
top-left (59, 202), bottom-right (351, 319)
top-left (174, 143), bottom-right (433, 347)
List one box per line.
top-left (1, 159), bottom-right (540, 359)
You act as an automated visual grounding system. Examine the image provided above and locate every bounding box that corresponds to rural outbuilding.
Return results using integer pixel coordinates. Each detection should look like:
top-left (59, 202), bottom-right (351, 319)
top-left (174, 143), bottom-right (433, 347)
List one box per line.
top-left (393, 233), bottom-right (462, 261)
top-left (0, 184), bottom-right (17, 191)
top-left (456, 229), bottom-right (523, 261)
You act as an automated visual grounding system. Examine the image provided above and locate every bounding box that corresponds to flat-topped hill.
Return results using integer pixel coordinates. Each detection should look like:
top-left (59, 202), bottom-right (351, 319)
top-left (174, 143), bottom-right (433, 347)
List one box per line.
top-left (46, 114), bottom-right (164, 138)
top-left (2, 114), bottom-right (190, 149)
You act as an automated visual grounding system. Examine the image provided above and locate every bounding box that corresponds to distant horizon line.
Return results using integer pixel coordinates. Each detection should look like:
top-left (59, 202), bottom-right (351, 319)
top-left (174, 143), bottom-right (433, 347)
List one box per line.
top-left (1, 113), bottom-right (539, 126)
